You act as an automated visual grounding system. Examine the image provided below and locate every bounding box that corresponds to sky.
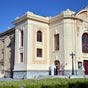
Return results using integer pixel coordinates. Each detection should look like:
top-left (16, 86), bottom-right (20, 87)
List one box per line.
top-left (0, 0), bottom-right (88, 32)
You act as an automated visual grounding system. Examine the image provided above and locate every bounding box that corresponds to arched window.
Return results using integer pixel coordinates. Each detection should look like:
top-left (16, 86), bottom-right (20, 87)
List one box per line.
top-left (82, 33), bottom-right (88, 53)
top-left (37, 31), bottom-right (42, 42)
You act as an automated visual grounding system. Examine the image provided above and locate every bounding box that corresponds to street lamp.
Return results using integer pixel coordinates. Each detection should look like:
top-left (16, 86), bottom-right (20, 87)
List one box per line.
top-left (70, 52), bottom-right (75, 75)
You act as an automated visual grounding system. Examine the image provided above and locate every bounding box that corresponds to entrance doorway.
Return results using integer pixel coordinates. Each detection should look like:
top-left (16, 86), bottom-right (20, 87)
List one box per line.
top-left (54, 60), bottom-right (60, 75)
top-left (83, 60), bottom-right (88, 75)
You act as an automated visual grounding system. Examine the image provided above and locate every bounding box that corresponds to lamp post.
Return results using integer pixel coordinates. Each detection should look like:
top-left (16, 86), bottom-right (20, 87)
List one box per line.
top-left (70, 52), bottom-right (75, 75)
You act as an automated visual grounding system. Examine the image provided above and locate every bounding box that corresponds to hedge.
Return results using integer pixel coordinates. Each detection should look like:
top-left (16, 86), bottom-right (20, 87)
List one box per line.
top-left (0, 78), bottom-right (88, 88)
top-left (68, 78), bottom-right (88, 88)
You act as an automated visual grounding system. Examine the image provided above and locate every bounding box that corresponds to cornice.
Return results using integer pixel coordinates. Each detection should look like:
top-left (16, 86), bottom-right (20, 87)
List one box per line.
top-left (12, 12), bottom-right (49, 25)
top-left (49, 14), bottom-right (83, 25)
top-left (49, 14), bottom-right (64, 24)
top-left (12, 9), bottom-right (87, 26)
top-left (76, 7), bottom-right (88, 16)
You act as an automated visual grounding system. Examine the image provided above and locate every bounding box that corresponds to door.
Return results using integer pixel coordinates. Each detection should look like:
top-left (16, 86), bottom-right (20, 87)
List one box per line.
top-left (83, 60), bottom-right (88, 75)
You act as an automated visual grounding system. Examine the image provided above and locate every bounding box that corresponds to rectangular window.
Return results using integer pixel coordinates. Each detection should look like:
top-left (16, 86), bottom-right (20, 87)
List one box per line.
top-left (54, 34), bottom-right (59, 50)
top-left (37, 48), bottom-right (42, 57)
top-left (20, 53), bottom-right (23, 62)
top-left (21, 30), bottom-right (23, 46)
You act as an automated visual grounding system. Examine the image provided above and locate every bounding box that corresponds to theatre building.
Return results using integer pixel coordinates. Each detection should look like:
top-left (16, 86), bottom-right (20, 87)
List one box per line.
top-left (0, 7), bottom-right (88, 79)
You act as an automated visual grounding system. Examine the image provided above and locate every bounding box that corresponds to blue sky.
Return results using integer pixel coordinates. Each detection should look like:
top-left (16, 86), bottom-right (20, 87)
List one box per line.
top-left (0, 0), bottom-right (88, 32)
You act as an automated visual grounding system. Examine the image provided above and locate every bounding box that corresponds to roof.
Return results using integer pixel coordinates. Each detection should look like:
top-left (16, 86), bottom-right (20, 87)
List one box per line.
top-left (0, 27), bottom-right (15, 37)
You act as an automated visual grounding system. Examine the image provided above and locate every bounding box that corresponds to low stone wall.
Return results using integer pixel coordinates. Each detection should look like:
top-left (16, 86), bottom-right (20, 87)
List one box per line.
top-left (13, 70), bottom-right (49, 79)
top-left (60, 70), bottom-right (84, 76)
top-left (13, 71), bottom-right (27, 79)
top-left (13, 69), bottom-right (85, 79)
top-left (26, 70), bottom-right (49, 79)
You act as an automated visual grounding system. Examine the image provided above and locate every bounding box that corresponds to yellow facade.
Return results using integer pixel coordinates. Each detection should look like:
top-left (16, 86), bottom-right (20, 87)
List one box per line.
top-left (0, 7), bottom-right (88, 78)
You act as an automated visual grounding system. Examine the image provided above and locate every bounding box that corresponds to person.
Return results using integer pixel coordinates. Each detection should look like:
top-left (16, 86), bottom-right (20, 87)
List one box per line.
top-left (50, 64), bottom-right (56, 76)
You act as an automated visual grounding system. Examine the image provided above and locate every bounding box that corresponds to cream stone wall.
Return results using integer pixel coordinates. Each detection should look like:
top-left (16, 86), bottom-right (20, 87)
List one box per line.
top-left (14, 21), bottom-right (28, 71)
top-left (49, 9), bottom-right (88, 75)
top-left (75, 9), bottom-right (88, 74)
top-left (27, 19), bottom-right (49, 70)
top-left (49, 20), bottom-right (64, 67)
top-left (14, 16), bottom-right (49, 71)
top-left (1, 7), bottom-right (88, 79)
top-left (13, 7), bottom-right (88, 78)
top-left (49, 10), bottom-right (76, 72)
top-left (78, 24), bottom-right (88, 67)
top-left (63, 19), bottom-right (76, 70)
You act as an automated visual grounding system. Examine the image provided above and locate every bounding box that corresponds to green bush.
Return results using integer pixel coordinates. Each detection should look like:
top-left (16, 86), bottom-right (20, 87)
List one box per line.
top-left (0, 78), bottom-right (88, 88)
top-left (68, 78), bottom-right (88, 88)
top-left (41, 78), bottom-right (68, 88)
